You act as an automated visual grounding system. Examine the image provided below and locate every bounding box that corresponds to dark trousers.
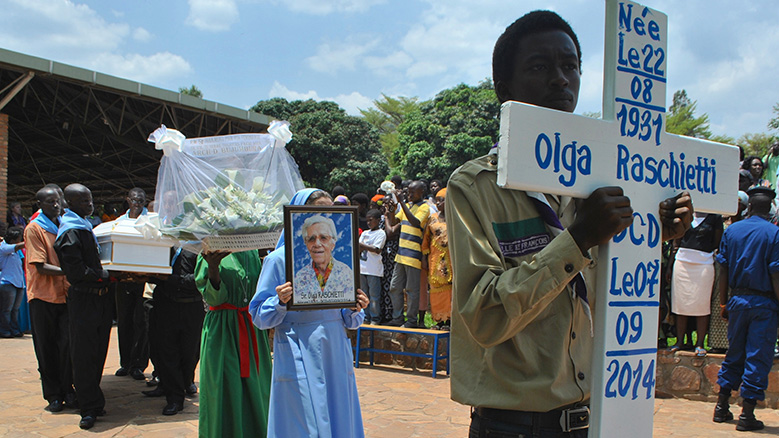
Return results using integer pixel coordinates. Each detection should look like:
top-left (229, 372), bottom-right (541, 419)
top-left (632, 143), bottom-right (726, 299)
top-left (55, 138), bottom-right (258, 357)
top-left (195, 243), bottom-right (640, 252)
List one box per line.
top-left (717, 306), bottom-right (779, 400)
top-left (29, 299), bottom-right (74, 402)
top-left (115, 283), bottom-right (149, 371)
top-left (68, 288), bottom-right (114, 416)
top-left (469, 409), bottom-right (588, 438)
top-left (152, 299), bottom-right (204, 404)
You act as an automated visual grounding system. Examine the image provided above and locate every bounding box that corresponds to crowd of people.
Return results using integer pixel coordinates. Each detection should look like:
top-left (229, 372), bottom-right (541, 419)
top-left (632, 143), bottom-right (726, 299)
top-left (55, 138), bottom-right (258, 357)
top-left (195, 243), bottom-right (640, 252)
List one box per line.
top-left (1, 7), bottom-right (778, 438)
top-left (334, 177), bottom-right (453, 331)
top-left (0, 176), bottom-right (452, 435)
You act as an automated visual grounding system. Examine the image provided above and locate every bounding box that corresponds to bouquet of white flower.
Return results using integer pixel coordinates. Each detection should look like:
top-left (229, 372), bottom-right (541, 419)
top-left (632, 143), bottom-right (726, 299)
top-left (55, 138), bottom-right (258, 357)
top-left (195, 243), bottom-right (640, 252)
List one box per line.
top-left (149, 122), bottom-right (304, 251)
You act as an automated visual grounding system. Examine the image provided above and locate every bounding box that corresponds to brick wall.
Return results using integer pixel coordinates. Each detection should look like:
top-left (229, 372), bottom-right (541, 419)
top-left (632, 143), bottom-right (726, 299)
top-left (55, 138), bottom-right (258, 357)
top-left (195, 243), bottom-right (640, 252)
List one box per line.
top-left (655, 350), bottom-right (779, 408)
top-left (0, 113), bottom-right (7, 215)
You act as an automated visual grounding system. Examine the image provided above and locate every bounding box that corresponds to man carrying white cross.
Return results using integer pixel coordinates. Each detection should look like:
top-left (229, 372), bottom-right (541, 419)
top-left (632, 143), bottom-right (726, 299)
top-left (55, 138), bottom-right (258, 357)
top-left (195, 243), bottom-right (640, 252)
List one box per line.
top-left (447, 10), bottom-right (693, 437)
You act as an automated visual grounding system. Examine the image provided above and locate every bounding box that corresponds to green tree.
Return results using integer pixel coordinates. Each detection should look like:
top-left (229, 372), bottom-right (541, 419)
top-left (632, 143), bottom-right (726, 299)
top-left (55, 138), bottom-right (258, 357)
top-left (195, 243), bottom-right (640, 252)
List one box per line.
top-left (360, 94), bottom-right (420, 171)
top-left (251, 98), bottom-right (388, 194)
top-left (769, 102), bottom-right (779, 131)
top-left (394, 80), bottom-right (500, 183)
top-left (582, 111), bottom-right (601, 119)
top-left (665, 90), bottom-right (712, 139)
top-left (737, 132), bottom-right (778, 158)
top-left (179, 85), bottom-right (203, 98)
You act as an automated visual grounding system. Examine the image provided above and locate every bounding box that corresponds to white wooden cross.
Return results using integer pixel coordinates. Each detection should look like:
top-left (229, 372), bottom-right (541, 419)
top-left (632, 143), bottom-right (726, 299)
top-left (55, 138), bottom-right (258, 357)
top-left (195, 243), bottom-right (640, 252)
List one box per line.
top-left (496, 1), bottom-right (739, 436)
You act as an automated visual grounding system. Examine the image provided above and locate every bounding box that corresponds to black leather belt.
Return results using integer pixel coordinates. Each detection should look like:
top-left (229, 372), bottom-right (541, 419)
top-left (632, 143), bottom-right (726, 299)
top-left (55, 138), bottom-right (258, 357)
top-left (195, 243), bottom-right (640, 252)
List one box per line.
top-left (475, 406), bottom-right (590, 432)
top-left (732, 288), bottom-right (774, 298)
top-left (73, 286), bottom-right (111, 296)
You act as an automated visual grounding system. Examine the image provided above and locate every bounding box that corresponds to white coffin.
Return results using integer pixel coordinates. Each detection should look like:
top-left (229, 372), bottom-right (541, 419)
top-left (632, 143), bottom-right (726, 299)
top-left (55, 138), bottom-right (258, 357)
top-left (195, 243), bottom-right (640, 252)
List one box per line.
top-left (93, 214), bottom-right (175, 274)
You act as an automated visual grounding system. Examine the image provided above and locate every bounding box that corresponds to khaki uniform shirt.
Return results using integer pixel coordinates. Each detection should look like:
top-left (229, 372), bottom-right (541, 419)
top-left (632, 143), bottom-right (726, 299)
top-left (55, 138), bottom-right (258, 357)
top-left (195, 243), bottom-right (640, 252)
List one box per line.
top-left (448, 154), bottom-right (597, 412)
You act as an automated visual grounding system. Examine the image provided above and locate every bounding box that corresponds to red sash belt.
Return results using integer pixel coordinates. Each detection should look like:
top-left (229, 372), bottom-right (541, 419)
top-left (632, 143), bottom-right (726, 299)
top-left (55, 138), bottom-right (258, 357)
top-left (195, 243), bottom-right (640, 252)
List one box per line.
top-left (209, 303), bottom-right (260, 378)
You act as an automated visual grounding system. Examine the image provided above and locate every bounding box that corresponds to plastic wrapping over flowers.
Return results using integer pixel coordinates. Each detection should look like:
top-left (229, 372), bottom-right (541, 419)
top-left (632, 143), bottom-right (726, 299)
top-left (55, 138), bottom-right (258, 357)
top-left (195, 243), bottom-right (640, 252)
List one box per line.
top-left (174, 177), bottom-right (285, 239)
top-left (150, 122), bottom-right (305, 251)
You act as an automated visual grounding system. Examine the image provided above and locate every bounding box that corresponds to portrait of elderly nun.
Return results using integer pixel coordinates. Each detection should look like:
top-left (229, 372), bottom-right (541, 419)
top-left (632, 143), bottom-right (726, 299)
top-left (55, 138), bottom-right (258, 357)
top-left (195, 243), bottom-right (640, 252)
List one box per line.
top-left (289, 211), bottom-right (358, 308)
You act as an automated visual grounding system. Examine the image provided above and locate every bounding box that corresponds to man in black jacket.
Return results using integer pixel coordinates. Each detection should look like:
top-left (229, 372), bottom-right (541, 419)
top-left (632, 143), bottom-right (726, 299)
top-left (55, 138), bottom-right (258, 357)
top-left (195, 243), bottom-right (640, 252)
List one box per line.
top-left (143, 248), bottom-right (205, 416)
top-left (54, 183), bottom-right (115, 430)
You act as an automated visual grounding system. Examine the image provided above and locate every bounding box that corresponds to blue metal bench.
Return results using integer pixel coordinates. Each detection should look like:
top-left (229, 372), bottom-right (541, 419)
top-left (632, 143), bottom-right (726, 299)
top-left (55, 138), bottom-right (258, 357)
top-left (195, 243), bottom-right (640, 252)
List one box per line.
top-left (354, 324), bottom-right (450, 378)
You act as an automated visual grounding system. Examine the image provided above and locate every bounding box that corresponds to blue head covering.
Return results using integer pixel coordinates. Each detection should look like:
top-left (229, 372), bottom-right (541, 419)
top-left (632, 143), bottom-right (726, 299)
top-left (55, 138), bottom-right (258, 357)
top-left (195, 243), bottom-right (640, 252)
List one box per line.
top-left (274, 188), bottom-right (320, 250)
top-left (57, 209), bottom-right (99, 248)
top-left (31, 209), bottom-right (59, 235)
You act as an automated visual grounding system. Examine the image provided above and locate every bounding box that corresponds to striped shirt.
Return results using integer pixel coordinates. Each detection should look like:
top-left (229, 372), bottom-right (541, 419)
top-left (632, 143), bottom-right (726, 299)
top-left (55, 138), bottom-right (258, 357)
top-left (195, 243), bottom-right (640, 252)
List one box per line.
top-left (394, 201), bottom-right (430, 269)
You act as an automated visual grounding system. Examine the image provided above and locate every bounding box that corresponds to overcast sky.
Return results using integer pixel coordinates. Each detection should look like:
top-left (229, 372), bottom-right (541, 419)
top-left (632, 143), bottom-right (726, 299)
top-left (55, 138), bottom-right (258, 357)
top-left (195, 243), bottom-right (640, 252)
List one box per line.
top-left (1, 0), bottom-right (777, 140)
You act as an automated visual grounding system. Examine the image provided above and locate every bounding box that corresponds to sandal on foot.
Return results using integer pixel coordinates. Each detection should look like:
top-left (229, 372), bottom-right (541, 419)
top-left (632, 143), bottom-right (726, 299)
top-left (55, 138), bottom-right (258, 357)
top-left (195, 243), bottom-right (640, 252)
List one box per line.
top-left (695, 346), bottom-right (707, 357)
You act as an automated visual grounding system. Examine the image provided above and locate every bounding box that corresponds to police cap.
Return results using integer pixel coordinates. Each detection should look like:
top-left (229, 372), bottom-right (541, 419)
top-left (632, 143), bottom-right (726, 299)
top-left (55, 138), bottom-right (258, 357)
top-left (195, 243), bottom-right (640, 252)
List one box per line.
top-left (746, 185), bottom-right (776, 200)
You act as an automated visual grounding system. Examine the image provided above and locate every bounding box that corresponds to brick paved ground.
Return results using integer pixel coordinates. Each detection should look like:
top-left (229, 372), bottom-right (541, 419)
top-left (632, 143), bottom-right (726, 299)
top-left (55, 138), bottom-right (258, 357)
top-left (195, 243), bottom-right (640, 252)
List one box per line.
top-left (1, 328), bottom-right (778, 437)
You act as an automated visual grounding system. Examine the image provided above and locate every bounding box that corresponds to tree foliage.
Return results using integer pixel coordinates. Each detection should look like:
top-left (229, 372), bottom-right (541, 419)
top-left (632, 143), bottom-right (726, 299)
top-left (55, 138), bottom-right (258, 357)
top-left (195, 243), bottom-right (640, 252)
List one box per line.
top-left (769, 102), bottom-right (779, 131)
top-left (582, 111), bottom-right (601, 119)
top-left (394, 80), bottom-right (500, 183)
top-left (737, 132), bottom-right (778, 158)
top-left (665, 90), bottom-right (712, 139)
top-left (251, 98), bottom-right (388, 195)
top-left (360, 94), bottom-right (420, 171)
top-left (179, 85), bottom-right (203, 98)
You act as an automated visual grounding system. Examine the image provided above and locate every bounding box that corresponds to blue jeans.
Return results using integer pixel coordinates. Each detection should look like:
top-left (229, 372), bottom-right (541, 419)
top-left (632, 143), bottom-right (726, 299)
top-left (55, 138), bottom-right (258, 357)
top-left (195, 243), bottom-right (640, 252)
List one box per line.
top-left (0, 283), bottom-right (25, 336)
top-left (389, 263), bottom-right (421, 322)
top-left (360, 274), bottom-right (382, 323)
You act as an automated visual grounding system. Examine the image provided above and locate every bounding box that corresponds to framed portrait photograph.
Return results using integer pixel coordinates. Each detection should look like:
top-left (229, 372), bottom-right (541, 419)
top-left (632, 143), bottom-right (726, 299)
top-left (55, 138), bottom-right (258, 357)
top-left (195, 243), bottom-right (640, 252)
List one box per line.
top-left (284, 205), bottom-right (360, 310)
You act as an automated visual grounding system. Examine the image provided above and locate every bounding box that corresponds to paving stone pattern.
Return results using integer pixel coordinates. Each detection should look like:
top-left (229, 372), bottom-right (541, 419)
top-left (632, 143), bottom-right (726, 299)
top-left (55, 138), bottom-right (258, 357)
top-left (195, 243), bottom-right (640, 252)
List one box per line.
top-left (2, 328), bottom-right (779, 437)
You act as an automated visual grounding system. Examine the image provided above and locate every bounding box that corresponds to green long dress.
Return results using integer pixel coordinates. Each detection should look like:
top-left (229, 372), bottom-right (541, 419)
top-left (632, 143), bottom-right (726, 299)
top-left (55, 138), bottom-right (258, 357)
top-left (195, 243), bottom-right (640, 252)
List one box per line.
top-left (195, 250), bottom-right (272, 438)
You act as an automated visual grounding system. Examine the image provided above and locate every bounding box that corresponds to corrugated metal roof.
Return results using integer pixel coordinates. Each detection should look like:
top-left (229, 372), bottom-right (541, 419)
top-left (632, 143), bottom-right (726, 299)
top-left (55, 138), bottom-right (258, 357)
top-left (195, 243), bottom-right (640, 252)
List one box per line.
top-left (0, 47), bottom-right (271, 127)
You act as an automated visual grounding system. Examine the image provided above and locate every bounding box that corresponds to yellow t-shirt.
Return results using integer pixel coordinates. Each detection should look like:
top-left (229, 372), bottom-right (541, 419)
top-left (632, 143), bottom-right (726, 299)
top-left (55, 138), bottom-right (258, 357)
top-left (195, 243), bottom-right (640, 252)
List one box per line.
top-left (394, 201), bottom-right (430, 269)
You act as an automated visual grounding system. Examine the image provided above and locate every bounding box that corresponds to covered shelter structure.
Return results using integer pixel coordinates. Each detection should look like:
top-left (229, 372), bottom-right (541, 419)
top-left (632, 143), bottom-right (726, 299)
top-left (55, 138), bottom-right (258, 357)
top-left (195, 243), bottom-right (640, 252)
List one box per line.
top-left (0, 48), bottom-right (271, 218)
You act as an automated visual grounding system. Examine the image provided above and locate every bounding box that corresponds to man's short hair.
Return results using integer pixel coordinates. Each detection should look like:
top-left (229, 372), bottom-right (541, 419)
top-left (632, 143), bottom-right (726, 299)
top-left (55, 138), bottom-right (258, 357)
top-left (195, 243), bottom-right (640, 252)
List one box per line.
top-left (366, 209), bottom-right (381, 220)
top-left (351, 193), bottom-right (369, 207)
top-left (332, 186), bottom-right (346, 197)
top-left (5, 225), bottom-right (23, 242)
top-left (301, 215), bottom-right (337, 242)
top-left (36, 186), bottom-right (59, 202)
top-left (492, 11), bottom-right (582, 92)
top-left (409, 180), bottom-right (426, 193)
top-left (128, 187), bottom-right (146, 198)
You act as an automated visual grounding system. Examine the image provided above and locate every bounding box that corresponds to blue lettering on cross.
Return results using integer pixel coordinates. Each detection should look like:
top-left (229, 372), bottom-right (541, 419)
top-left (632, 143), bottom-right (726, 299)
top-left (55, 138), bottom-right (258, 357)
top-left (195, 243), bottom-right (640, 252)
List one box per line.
top-left (534, 132), bottom-right (592, 187)
top-left (615, 144), bottom-right (717, 194)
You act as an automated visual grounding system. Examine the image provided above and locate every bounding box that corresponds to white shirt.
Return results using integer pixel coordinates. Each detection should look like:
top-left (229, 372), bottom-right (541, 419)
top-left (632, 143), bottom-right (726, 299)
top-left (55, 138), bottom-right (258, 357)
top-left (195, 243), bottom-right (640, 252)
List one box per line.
top-left (359, 228), bottom-right (387, 277)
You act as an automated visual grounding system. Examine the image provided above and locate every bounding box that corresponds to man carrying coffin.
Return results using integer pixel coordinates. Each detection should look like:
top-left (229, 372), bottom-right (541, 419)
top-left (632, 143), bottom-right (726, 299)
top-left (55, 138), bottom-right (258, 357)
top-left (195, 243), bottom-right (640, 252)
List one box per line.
top-left (25, 186), bottom-right (75, 413)
top-left (55, 183), bottom-right (116, 430)
top-left (114, 187), bottom-right (151, 380)
top-left (446, 11), bottom-right (693, 437)
top-left (143, 247), bottom-right (204, 416)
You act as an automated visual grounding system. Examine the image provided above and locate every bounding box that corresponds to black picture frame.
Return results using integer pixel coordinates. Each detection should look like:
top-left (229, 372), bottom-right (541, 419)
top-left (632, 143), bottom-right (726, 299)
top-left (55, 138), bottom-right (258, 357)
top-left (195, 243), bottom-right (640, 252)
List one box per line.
top-left (284, 205), bottom-right (360, 310)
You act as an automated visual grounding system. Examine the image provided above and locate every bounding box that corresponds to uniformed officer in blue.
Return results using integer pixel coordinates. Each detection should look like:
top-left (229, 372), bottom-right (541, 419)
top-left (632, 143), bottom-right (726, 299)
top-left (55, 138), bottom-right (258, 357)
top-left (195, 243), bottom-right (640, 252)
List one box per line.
top-left (713, 185), bottom-right (779, 431)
